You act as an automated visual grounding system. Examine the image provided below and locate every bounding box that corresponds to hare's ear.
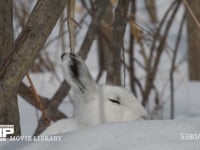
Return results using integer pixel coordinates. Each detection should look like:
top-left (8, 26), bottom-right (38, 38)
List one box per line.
top-left (61, 53), bottom-right (96, 93)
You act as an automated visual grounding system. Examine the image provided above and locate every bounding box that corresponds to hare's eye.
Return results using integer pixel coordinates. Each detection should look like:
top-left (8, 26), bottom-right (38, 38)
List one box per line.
top-left (109, 98), bottom-right (121, 105)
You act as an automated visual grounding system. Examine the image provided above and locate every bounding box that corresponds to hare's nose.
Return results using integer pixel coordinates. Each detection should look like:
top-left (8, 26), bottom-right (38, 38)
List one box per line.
top-left (61, 53), bottom-right (67, 61)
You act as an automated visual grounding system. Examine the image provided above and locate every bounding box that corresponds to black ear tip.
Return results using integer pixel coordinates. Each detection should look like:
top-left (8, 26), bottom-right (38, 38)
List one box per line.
top-left (69, 52), bottom-right (76, 58)
top-left (61, 53), bottom-right (67, 60)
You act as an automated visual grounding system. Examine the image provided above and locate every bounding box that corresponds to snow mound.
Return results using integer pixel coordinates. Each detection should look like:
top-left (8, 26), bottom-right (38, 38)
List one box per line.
top-left (1, 118), bottom-right (200, 150)
top-left (40, 118), bottom-right (80, 135)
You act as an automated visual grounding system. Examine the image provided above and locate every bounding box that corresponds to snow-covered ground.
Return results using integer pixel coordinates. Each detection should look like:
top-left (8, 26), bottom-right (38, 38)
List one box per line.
top-left (1, 118), bottom-right (200, 150)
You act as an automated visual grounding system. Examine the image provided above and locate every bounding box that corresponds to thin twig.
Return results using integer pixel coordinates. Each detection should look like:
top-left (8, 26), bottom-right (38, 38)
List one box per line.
top-left (67, 0), bottom-right (76, 52)
top-left (123, 61), bottom-right (144, 97)
top-left (142, 1), bottom-right (181, 106)
top-left (26, 74), bottom-right (50, 126)
top-left (129, 0), bottom-right (137, 96)
top-left (148, 0), bottom-right (177, 68)
top-left (122, 44), bottom-right (126, 87)
top-left (60, 11), bottom-right (67, 53)
top-left (169, 12), bottom-right (186, 119)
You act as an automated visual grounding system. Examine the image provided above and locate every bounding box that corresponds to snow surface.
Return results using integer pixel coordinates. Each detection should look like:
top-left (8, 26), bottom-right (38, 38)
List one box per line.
top-left (1, 118), bottom-right (200, 150)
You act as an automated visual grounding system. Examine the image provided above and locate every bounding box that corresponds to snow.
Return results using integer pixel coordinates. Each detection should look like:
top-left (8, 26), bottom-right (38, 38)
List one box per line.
top-left (3, 0), bottom-right (199, 149)
top-left (40, 119), bottom-right (79, 135)
top-left (174, 81), bottom-right (200, 119)
top-left (160, 81), bottom-right (200, 119)
top-left (1, 118), bottom-right (200, 150)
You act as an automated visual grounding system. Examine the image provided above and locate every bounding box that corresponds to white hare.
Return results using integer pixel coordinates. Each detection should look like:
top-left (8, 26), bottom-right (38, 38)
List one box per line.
top-left (41, 53), bottom-right (148, 135)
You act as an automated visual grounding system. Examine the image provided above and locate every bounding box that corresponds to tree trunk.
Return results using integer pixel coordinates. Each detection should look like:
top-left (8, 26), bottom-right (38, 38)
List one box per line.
top-left (0, 0), bottom-right (68, 135)
top-left (187, 1), bottom-right (200, 80)
top-left (97, 1), bottom-right (113, 82)
top-left (106, 0), bottom-right (129, 86)
top-left (0, 0), bottom-right (21, 136)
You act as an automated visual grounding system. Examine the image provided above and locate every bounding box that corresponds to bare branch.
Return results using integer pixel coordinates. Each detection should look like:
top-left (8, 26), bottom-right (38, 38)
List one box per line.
top-left (67, 0), bottom-right (76, 52)
top-left (79, 0), bottom-right (110, 59)
top-left (106, 0), bottom-right (130, 85)
top-left (18, 83), bottom-right (67, 121)
top-left (142, 1), bottom-right (181, 106)
top-left (170, 12), bottom-right (186, 119)
top-left (26, 74), bottom-right (50, 125)
top-left (129, 0), bottom-right (137, 96)
top-left (0, 0), bottom-right (68, 100)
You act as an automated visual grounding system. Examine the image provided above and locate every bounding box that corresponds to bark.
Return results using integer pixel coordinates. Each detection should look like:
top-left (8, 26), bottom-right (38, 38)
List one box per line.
top-left (0, 0), bottom-right (13, 63)
top-left (187, 1), bottom-right (200, 80)
top-left (0, 0), bottom-right (21, 136)
top-left (97, 1), bottom-right (113, 82)
top-left (0, 0), bottom-right (68, 135)
top-left (106, 0), bottom-right (130, 85)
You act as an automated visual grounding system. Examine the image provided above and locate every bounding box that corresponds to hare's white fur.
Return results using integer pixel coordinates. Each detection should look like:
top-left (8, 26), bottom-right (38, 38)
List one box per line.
top-left (41, 53), bottom-right (148, 135)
